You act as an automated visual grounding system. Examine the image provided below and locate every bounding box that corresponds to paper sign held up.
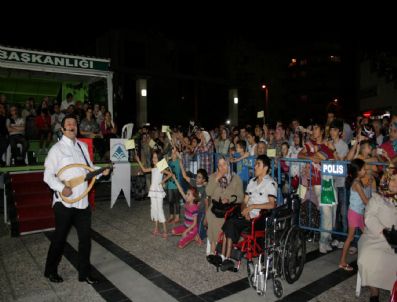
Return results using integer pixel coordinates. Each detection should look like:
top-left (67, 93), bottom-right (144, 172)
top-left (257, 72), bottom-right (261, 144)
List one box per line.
top-left (162, 125), bottom-right (171, 133)
top-left (166, 132), bottom-right (172, 142)
top-left (156, 158), bottom-right (169, 172)
top-left (148, 139), bottom-right (156, 149)
top-left (267, 149), bottom-right (276, 157)
top-left (124, 139), bottom-right (135, 150)
top-left (257, 111), bottom-right (264, 118)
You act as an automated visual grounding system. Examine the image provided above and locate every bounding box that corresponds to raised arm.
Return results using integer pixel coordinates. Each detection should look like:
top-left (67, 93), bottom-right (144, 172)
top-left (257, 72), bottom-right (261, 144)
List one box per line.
top-left (161, 169), bottom-right (172, 185)
top-left (134, 154), bottom-right (151, 173)
top-left (178, 157), bottom-right (191, 183)
top-left (352, 181), bottom-right (369, 205)
top-left (171, 173), bottom-right (187, 201)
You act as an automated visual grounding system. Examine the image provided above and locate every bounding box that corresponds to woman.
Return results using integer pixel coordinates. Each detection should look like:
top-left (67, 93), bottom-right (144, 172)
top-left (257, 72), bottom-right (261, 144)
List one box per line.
top-left (205, 156), bottom-right (244, 259)
top-left (357, 165), bottom-right (397, 302)
top-left (215, 128), bottom-right (231, 156)
top-left (100, 111), bottom-right (117, 139)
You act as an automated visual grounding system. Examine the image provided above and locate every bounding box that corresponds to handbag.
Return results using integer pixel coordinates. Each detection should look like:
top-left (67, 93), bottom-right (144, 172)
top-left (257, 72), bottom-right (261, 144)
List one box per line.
top-left (211, 195), bottom-right (238, 218)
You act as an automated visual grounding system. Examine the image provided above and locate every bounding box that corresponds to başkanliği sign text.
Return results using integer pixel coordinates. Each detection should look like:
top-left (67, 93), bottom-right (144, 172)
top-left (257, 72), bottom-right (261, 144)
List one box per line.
top-left (0, 47), bottom-right (109, 71)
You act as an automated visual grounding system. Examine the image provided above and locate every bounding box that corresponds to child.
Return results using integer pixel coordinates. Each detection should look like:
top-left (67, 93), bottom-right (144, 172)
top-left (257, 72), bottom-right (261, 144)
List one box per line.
top-left (338, 158), bottom-right (369, 271)
top-left (166, 147), bottom-right (182, 223)
top-left (230, 140), bottom-right (250, 188)
top-left (179, 159), bottom-right (208, 242)
top-left (171, 174), bottom-right (200, 248)
top-left (135, 151), bottom-right (171, 238)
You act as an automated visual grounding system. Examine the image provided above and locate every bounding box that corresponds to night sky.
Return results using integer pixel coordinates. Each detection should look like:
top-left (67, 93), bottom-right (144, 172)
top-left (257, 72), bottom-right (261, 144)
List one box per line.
top-left (1, 21), bottom-right (395, 126)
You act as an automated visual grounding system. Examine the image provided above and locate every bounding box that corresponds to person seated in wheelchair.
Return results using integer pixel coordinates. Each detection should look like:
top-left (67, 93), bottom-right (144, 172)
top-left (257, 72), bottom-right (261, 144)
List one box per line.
top-left (217, 155), bottom-right (277, 271)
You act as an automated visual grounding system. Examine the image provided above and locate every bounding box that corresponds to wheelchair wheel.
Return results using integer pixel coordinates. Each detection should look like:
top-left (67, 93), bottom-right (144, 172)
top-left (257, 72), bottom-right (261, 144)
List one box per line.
top-left (282, 226), bottom-right (306, 284)
top-left (273, 278), bottom-right (283, 298)
top-left (247, 261), bottom-right (256, 289)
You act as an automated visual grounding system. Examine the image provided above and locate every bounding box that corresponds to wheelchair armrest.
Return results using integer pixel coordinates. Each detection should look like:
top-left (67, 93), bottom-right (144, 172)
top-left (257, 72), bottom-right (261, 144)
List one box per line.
top-left (272, 204), bottom-right (291, 219)
top-left (249, 209), bottom-right (270, 235)
top-left (224, 204), bottom-right (239, 219)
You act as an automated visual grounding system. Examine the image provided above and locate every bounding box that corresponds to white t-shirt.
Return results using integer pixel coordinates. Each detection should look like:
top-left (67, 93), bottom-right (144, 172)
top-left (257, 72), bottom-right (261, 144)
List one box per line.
top-left (246, 174), bottom-right (277, 218)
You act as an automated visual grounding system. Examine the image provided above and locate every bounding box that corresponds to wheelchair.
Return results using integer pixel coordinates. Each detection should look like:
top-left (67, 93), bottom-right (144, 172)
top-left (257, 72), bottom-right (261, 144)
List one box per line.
top-left (213, 191), bottom-right (306, 298)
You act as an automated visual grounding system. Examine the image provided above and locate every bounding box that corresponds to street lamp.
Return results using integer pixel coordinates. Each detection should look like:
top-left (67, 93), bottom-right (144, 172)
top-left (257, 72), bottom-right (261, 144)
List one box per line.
top-left (261, 84), bottom-right (269, 122)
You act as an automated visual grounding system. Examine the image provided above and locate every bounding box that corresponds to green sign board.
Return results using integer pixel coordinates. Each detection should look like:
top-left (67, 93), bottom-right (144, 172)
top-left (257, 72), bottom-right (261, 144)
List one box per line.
top-left (0, 46), bottom-right (109, 71)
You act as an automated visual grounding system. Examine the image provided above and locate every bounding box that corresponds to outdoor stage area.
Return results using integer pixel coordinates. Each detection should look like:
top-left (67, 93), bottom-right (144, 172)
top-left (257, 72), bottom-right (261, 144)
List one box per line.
top-left (0, 182), bottom-right (390, 302)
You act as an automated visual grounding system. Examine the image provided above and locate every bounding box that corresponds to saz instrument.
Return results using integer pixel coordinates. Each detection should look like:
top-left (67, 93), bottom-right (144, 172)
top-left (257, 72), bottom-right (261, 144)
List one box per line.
top-left (56, 163), bottom-right (113, 203)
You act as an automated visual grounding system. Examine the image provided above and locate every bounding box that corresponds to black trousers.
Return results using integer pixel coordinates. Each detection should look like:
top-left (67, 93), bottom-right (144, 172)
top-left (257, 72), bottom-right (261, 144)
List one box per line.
top-left (168, 188), bottom-right (181, 215)
top-left (222, 215), bottom-right (266, 243)
top-left (45, 202), bottom-right (92, 279)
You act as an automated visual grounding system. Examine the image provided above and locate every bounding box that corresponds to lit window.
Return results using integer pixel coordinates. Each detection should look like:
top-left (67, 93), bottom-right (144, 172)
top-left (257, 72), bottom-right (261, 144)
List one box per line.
top-left (288, 58), bottom-right (297, 67)
top-left (329, 55), bottom-right (341, 63)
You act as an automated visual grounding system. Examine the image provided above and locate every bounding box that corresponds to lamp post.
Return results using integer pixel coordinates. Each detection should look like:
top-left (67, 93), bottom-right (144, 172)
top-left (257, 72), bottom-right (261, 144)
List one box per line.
top-left (261, 84), bottom-right (269, 122)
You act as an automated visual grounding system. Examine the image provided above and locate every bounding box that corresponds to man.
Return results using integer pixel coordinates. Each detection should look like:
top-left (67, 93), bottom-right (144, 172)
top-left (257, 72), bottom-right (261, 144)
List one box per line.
top-left (256, 141), bottom-right (267, 156)
top-left (43, 114), bottom-right (110, 284)
top-left (328, 119), bottom-right (349, 246)
top-left (60, 93), bottom-right (75, 113)
top-left (6, 105), bottom-right (28, 166)
top-left (298, 121), bottom-right (336, 253)
top-left (216, 155), bottom-right (276, 271)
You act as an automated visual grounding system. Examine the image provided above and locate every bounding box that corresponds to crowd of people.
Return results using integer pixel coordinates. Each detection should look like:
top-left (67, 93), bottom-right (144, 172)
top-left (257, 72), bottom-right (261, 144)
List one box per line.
top-left (131, 111), bottom-right (396, 301)
top-left (3, 90), bottom-right (396, 300)
top-left (0, 93), bottom-right (116, 166)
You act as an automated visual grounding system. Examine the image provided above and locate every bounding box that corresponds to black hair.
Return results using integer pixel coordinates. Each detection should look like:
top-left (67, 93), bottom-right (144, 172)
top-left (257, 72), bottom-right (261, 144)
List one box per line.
top-left (61, 114), bottom-right (77, 128)
top-left (151, 150), bottom-right (163, 168)
top-left (256, 154), bottom-right (271, 174)
top-left (197, 168), bottom-right (209, 182)
top-left (329, 118), bottom-right (344, 132)
top-left (236, 139), bottom-right (247, 151)
top-left (66, 93), bottom-right (73, 99)
top-left (346, 158), bottom-right (365, 188)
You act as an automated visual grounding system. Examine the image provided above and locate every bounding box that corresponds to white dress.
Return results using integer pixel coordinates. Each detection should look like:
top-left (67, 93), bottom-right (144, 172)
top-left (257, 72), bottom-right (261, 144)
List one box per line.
top-left (358, 193), bottom-right (397, 291)
top-left (148, 167), bottom-right (166, 198)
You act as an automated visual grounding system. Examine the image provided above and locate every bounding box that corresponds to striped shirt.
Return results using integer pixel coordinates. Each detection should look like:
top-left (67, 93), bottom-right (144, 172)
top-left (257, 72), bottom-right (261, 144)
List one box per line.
top-left (184, 203), bottom-right (199, 229)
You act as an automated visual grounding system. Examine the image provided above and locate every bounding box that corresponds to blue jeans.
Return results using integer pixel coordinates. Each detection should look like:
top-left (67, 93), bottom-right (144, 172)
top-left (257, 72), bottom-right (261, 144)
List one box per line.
top-left (197, 209), bottom-right (207, 240)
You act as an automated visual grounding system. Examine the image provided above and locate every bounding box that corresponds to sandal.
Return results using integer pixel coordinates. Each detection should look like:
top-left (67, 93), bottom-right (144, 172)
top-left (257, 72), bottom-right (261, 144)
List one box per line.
top-left (338, 264), bottom-right (353, 272)
top-left (195, 235), bottom-right (203, 246)
top-left (161, 232), bottom-right (168, 239)
top-left (152, 229), bottom-right (160, 236)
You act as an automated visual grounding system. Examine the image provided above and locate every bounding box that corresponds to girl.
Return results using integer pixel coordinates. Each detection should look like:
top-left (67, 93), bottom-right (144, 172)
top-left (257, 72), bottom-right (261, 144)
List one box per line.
top-left (135, 151), bottom-right (171, 238)
top-left (170, 173), bottom-right (200, 248)
top-left (338, 158), bottom-right (369, 271)
top-left (166, 147), bottom-right (182, 224)
top-left (179, 158), bottom-right (208, 242)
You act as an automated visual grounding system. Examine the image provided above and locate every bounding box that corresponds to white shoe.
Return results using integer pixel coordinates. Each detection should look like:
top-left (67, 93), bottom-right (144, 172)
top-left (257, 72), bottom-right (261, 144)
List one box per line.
top-left (331, 239), bottom-right (339, 247)
top-left (325, 244), bottom-right (333, 251)
top-left (337, 241), bottom-right (344, 249)
top-left (319, 244), bottom-right (328, 254)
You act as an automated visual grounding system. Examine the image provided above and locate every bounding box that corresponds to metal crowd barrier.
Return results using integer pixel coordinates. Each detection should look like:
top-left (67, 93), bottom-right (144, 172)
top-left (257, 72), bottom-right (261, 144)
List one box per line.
top-left (182, 151), bottom-right (389, 239)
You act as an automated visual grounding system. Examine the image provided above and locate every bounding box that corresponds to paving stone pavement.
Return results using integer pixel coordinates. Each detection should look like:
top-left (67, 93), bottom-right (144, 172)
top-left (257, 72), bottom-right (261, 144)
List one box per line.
top-left (0, 182), bottom-right (393, 301)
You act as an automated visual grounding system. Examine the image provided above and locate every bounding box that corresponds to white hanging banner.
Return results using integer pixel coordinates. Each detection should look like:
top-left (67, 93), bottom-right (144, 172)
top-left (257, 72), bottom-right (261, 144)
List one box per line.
top-left (110, 139), bottom-right (131, 208)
